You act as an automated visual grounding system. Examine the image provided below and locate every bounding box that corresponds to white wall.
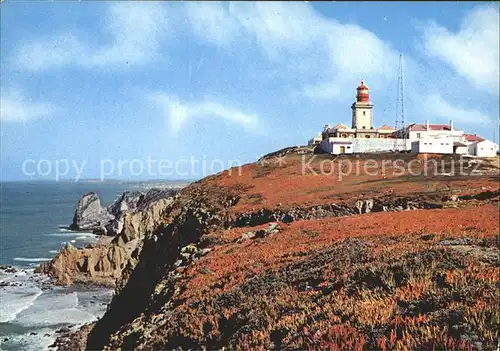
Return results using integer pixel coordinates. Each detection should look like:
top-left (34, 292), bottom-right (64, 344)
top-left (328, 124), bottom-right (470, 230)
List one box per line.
top-left (351, 104), bottom-right (373, 130)
top-left (454, 145), bottom-right (468, 155)
top-left (409, 129), bottom-right (464, 142)
top-left (411, 138), bottom-right (453, 154)
top-left (474, 140), bottom-right (499, 157)
top-left (319, 137), bottom-right (411, 154)
top-left (332, 143), bottom-right (354, 155)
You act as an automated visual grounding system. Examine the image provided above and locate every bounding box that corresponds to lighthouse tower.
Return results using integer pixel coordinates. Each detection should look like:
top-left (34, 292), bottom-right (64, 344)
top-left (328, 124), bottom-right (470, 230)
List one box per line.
top-left (351, 81), bottom-right (374, 130)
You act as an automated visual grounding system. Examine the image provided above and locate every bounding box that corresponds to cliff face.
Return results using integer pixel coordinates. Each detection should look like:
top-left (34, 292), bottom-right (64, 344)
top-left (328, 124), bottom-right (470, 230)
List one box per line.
top-left (76, 152), bottom-right (500, 350)
top-left (35, 241), bottom-right (126, 287)
top-left (38, 188), bottom-right (177, 287)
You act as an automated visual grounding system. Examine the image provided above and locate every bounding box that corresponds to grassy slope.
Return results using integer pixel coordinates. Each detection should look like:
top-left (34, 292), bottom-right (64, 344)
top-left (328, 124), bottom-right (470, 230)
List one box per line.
top-left (88, 153), bottom-right (499, 350)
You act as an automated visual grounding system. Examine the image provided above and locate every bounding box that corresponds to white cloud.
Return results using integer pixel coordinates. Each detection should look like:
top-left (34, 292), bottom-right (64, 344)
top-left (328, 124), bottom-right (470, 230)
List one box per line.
top-left (12, 2), bottom-right (168, 71)
top-left (185, 2), bottom-right (398, 101)
top-left (227, 2), bottom-right (327, 59)
top-left (422, 5), bottom-right (499, 94)
top-left (1, 89), bottom-right (58, 123)
top-left (149, 93), bottom-right (261, 135)
top-left (185, 2), bottom-right (241, 47)
top-left (423, 93), bottom-right (493, 126)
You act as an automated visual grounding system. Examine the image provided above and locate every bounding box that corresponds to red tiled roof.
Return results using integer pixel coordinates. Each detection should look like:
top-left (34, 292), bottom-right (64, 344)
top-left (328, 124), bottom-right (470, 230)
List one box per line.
top-left (464, 134), bottom-right (485, 142)
top-left (333, 123), bottom-right (350, 130)
top-left (407, 123), bottom-right (451, 131)
top-left (378, 124), bottom-right (395, 130)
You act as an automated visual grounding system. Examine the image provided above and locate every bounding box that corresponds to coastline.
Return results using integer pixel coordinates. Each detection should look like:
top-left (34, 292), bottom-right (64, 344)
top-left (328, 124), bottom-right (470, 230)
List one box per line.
top-left (0, 181), bottom-right (184, 351)
top-left (0, 256), bottom-right (113, 351)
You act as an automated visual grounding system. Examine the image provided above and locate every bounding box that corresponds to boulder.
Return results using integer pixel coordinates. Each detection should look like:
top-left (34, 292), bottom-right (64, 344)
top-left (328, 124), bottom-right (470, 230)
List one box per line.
top-left (355, 199), bottom-right (374, 214)
top-left (105, 189), bottom-right (175, 237)
top-left (104, 214), bottom-right (125, 237)
top-left (70, 193), bottom-right (114, 232)
top-left (107, 191), bottom-right (142, 217)
top-left (112, 195), bottom-right (175, 245)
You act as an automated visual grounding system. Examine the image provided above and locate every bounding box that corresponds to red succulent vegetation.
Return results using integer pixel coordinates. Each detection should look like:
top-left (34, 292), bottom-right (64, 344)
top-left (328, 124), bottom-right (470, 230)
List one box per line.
top-left (83, 151), bottom-right (499, 351)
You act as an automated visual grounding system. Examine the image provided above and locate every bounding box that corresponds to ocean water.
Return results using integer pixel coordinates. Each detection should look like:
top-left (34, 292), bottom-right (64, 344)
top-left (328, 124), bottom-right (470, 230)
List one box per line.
top-left (0, 180), bottom-right (175, 350)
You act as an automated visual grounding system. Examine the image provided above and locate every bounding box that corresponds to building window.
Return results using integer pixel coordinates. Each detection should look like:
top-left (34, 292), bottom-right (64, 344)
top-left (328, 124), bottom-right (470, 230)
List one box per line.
top-left (416, 133), bottom-right (421, 138)
top-left (365, 135), bottom-right (370, 138)
top-left (424, 143), bottom-right (427, 145)
top-left (341, 133), bottom-right (347, 138)
top-left (362, 111), bottom-right (366, 116)
top-left (362, 126), bottom-right (366, 129)
top-left (441, 143), bottom-right (444, 145)
top-left (346, 146), bottom-right (351, 149)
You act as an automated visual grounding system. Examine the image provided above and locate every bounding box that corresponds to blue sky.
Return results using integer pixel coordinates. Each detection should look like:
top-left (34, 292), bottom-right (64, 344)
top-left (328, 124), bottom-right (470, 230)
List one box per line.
top-left (1, 1), bottom-right (498, 181)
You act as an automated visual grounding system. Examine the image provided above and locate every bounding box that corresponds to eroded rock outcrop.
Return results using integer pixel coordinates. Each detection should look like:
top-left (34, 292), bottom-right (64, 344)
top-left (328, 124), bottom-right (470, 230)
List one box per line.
top-left (107, 191), bottom-right (142, 216)
top-left (69, 192), bottom-right (114, 232)
top-left (227, 195), bottom-right (442, 228)
top-left (103, 191), bottom-right (143, 236)
top-left (35, 241), bottom-right (126, 286)
top-left (112, 192), bottom-right (176, 247)
top-left (39, 188), bottom-right (179, 287)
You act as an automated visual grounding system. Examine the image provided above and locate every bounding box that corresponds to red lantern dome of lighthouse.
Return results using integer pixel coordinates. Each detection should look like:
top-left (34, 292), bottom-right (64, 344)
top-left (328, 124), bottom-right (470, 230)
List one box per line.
top-left (356, 80), bottom-right (370, 103)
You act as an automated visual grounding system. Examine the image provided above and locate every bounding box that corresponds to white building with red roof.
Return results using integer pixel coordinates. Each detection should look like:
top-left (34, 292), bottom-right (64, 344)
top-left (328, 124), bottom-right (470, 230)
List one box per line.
top-left (399, 120), bottom-right (465, 142)
top-left (467, 138), bottom-right (499, 157)
top-left (464, 134), bottom-right (485, 143)
top-left (310, 81), bottom-right (496, 156)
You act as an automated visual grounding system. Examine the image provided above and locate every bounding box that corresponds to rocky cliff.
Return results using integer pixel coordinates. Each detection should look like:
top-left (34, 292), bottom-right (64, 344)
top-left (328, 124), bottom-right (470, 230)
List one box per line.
top-left (56, 152), bottom-right (499, 350)
top-left (38, 188), bottom-right (177, 287)
top-left (69, 192), bottom-right (115, 232)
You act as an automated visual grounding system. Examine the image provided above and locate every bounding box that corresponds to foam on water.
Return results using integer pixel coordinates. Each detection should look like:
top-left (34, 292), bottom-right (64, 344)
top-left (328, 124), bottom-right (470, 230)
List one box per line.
top-left (0, 271), bottom-right (43, 323)
top-left (15, 290), bottom-right (98, 327)
top-left (12, 258), bottom-right (52, 263)
top-left (48, 232), bottom-right (96, 238)
top-left (0, 269), bottom-right (113, 350)
top-left (0, 286), bottom-right (42, 324)
top-left (0, 327), bottom-right (55, 351)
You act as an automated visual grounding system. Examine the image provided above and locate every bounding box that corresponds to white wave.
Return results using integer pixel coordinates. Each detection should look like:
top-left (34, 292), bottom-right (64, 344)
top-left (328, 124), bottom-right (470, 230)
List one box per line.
top-left (0, 328), bottom-right (55, 351)
top-left (13, 257), bottom-right (52, 263)
top-left (0, 269), bottom-right (113, 351)
top-left (48, 250), bottom-right (60, 254)
top-left (15, 291), bottom-right (97, 328)
top-left (70, 240), bottom-right (76, 243)
top-left (48, 232), bottom-right (95, 237)
top-left (0, 284), bottom-right (43, 323)
top-left (58, 227), bottom-right (74, 232)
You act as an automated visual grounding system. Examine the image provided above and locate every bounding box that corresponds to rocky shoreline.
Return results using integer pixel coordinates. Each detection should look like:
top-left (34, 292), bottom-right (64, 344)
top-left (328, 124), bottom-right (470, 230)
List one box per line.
top-left (35, 188), bottom-right (178, 287)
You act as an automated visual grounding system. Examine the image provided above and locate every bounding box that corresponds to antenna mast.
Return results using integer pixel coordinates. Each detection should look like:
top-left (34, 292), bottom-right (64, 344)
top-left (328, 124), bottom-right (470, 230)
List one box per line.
top-left (394, 54), bottom-right (407, 152)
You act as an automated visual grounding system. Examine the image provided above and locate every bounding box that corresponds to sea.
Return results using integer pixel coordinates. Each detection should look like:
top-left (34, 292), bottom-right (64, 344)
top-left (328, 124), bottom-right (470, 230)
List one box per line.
top-left (0, 180), bottom-right (185, 350)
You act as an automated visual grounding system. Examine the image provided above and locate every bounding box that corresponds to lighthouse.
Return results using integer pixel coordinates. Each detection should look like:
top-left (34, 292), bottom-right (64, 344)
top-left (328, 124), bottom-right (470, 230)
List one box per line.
top-left (351, 80), bottom-right (374, 130)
